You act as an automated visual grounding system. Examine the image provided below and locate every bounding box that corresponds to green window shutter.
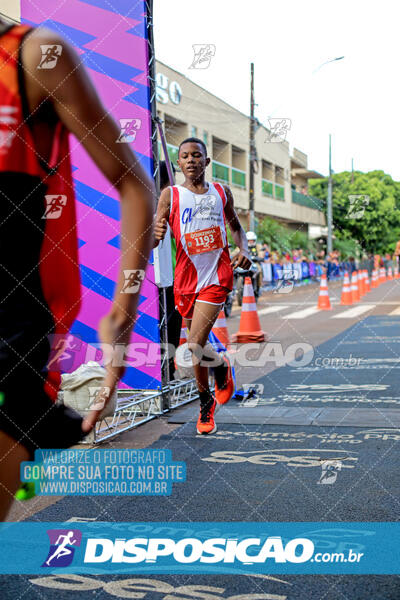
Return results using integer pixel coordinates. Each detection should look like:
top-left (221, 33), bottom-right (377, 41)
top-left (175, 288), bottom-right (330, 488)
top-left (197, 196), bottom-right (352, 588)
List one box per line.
top-left (262, 179), bottom-right (273, 196)
top-left (275, 183), bottom-right (284, 200)
top-left (231, 168), bottom-right (246, 188)
top-left (212, 161), bottom-right (230, 183)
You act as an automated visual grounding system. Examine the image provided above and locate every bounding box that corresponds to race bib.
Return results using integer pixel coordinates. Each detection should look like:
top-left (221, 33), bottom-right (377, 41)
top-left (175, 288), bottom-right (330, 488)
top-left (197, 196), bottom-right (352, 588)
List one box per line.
top-left (184, 225), bottom-right (223, 255)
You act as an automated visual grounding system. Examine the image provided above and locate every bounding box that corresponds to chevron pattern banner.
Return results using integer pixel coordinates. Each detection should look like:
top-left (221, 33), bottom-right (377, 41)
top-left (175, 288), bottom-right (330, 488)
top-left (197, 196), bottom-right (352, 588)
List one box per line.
top-left (21, 0), bottom-right (161, 390)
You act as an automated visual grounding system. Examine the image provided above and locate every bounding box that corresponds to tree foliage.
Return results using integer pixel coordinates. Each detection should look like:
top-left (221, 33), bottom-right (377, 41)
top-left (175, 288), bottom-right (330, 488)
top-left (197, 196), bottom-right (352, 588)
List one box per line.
top-left (309, 170), bottom-right (400, 254)
top-left (256, 217), bottom-right (317, 255)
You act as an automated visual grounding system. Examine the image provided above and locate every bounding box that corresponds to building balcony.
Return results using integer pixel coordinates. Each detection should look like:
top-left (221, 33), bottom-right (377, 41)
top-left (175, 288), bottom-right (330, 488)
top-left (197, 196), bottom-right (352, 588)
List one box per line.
top-left (262, 179), bottom-right (285, 201)
top-left (231, 167), bottom-right (246, 189)
top-left (275, 183), bottom-right (284, 200)
top-left (262, 178), bottom-right (273, 197)
top-left (212, 160), bottom-right (230, 184)
top-left (292, 189), bottom-right (324, 211)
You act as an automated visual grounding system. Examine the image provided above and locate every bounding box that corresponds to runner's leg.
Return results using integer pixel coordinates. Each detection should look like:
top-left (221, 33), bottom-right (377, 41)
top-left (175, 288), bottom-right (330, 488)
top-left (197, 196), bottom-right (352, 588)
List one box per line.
top-left (184, 301), bottom-right (224, 392)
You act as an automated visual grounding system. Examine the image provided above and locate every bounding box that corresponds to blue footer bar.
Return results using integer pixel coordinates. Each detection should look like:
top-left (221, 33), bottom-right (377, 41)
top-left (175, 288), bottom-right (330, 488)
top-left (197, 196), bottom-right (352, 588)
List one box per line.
top-left (0, 522), bottom-right (398, 574)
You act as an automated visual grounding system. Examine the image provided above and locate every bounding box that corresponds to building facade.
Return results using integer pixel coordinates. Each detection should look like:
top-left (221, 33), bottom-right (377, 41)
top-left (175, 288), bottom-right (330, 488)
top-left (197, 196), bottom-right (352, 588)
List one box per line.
top-left (1, 1), bottom-right (326, 236)
top-left (156, 61), bottom-right (326, 234)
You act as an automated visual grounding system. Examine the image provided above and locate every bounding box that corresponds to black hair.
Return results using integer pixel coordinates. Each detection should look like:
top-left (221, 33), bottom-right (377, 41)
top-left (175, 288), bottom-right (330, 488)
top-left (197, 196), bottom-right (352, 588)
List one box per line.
top-left (178, 137), bottom-right (207, 157)
top-left (159, 160), bottom-right (176, 190)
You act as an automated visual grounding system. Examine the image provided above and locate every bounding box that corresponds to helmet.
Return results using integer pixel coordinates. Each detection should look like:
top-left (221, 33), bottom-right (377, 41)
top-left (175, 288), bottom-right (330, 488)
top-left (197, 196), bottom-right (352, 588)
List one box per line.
top-left (246, 231), bottom-right (257, 242)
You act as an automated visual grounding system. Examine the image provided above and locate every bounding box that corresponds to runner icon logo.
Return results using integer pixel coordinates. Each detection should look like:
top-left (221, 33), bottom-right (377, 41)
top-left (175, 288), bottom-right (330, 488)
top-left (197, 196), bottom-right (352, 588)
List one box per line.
top-left (0, 106), bottom-right (17, 153)
top-left (121, 269), bottom-right (145, 293)
top-left (117, 118), bottom-right (142, 143)
top-left (317, 460), bottom-right (342, 485)
top-left (88, 387), bottom-right (110, 412)
top-left (189, 44), bottom-right (216, 69)
top-left (42, 529), bottom-right (82, 568)
top-left (347, 195), bottom-right (370, 220)
top-left (274, 269), bottom-right (298, 294)
top-left (42, 195), bottom-right (67, 220)
top-left (182, 195), bottom-right (218, 224)
top-left (46, 334), bottom-right (82, 372)
top-left (242, 383), bottom-right (264, 400)
top-left (267, 118), bottom-right (291, 143)
top-left (193, 194), bottom-right (217, 219)
top-left (37, 45), bottom-right (63, 69)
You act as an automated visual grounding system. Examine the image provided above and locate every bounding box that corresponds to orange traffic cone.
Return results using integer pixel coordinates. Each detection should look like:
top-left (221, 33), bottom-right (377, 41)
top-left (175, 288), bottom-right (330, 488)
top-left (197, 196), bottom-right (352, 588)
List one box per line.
top-left (364, 271), bottom-right (371, 293)
top-left (232, 277), bottom-right (266, 343)
top-left (317, 274), bottom-right (331, 310)
top-left (395, 266), bottom-right (400, 279)
top-left (380, 267), bottom-right (386, 284)
top-left (358, 270), bottom-right (366, 297)
top-left (371, 270), bottom-right (377, 288)
top-left (340, 272), bottom-right (353, 305)
top-left (388, 266), bottom-right (393, 280)
top-left (178, 326), bottom-right (187, 346)
top-left (362, 270), bottom-right (368, 294)
top-left (212, 309), bottom-right (230, 348)
top-left (351, 271), bottom-right (360, 303)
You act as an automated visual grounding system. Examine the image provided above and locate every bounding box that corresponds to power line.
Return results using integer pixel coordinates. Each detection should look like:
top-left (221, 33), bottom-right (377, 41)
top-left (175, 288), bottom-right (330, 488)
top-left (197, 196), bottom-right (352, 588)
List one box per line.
top-left (0, 11), bottom-right (20, 25)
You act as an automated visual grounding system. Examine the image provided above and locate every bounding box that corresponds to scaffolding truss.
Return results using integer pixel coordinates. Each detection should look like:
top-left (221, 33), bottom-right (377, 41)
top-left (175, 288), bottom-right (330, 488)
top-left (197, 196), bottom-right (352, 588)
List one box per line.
top-left (82, 379), bottom-right (198, 444)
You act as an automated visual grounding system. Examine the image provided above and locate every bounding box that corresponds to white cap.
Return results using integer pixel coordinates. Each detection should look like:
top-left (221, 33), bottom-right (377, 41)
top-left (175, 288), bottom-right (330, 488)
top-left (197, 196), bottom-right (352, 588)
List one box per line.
top-left (246, 231), bottom-right (257, 242)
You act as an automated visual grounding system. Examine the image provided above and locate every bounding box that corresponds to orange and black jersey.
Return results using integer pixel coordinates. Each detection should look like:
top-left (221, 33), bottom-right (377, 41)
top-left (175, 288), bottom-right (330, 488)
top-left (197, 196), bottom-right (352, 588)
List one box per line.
top-left (0, 24), bottom-right (83, 454)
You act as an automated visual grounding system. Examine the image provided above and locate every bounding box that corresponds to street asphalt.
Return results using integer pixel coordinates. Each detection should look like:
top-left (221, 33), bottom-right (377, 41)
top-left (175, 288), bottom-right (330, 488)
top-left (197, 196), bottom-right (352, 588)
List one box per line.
top-left (1, 280), bottom-right (400, 599)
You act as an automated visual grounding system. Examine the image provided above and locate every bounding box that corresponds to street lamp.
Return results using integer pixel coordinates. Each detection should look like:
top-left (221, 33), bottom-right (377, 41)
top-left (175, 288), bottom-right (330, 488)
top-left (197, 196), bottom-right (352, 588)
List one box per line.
top-left (327, 134), bottom-right (333, 254)
top-left (313, 56), bottom-right (345, 75)
top-left (314, 56), bottom-right (344, 255)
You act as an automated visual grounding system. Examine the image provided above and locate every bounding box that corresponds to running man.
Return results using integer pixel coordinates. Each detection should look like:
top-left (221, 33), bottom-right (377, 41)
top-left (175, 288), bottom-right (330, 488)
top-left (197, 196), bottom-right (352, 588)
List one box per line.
top-left (154, 138), bottom-right (251, 434)
top-left (0, 20), bottom-right (154, 520)
top-left (45, 531), bottom-right (77, 566)
top-left (37, 44), bottom-right (61, 69)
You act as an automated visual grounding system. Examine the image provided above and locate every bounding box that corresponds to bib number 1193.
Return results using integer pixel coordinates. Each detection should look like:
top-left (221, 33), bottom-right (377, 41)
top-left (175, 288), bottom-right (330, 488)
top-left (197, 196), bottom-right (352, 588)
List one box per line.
top-left (185, 225), bottom-right (223, 255)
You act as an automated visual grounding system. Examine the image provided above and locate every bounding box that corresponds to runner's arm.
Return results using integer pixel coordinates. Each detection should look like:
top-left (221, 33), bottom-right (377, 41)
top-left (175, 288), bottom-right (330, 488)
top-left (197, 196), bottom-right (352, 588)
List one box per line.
top-left (153, 187), bottom-right (171, 248)
top-left (222, 185), bottom-right (251, 269)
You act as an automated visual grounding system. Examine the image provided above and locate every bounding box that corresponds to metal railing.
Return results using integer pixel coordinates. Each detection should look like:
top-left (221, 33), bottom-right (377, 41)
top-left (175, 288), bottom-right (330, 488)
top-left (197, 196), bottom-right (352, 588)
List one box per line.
top-left (292, 189), bottom-right (324, 211)
top-left (231, 167), bottom-right (246, 188)
top-left (81, 379), bottom-right (199, 444)
top-left (262, 178), bottom-right (273, 196)
top-left (212, 160), bottom-right (230, 184)
top-left (274, 183), bottom-right (285, 200)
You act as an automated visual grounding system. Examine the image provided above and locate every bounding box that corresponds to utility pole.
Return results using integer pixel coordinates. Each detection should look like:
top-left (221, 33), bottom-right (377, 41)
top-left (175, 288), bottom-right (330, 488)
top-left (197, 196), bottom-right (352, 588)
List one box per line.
top-left (351, 157), bottom-right (354, 183)
top-left (249, 62), bottom-right (255, 232)
top-left (327, 134), bottom-right (333, 254)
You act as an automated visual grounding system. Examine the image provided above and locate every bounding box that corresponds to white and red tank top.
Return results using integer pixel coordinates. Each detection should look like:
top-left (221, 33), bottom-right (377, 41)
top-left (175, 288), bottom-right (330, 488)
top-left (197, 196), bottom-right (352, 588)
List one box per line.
top-left (168, 182), bottom-right (233, 294)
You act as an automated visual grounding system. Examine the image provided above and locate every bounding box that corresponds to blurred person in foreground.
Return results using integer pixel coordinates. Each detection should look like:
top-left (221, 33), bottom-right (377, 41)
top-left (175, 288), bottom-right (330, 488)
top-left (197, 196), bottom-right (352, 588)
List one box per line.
top-left (158, 161), bottom-right (182, 380)
top-left (0, 20), bottom-right (154, 519)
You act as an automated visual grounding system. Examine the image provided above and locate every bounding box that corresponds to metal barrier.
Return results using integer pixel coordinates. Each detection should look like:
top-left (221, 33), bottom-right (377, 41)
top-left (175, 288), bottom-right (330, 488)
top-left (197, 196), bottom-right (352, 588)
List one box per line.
top-left (82, 378), bottom-right (199, 444)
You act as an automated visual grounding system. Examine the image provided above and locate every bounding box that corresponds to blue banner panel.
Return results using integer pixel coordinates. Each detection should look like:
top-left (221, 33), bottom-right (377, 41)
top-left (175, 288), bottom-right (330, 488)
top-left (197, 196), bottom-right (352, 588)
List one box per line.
top-left (0, 522), bottom-right (399, 574)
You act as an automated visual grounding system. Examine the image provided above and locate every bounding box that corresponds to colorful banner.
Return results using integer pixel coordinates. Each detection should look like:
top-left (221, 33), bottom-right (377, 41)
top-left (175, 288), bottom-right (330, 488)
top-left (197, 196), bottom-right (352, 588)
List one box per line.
top-left (20, 0), bottom-right (161, 390)
top-left (0, 522), bottom-right (399, 574)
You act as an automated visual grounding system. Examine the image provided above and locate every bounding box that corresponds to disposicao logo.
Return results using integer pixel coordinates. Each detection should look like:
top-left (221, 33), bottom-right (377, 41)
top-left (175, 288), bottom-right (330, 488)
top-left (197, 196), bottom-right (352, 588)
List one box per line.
top-left (83, 536), bottom-right (314, 564)
top-left (42, 529), bottom-right (82, 567)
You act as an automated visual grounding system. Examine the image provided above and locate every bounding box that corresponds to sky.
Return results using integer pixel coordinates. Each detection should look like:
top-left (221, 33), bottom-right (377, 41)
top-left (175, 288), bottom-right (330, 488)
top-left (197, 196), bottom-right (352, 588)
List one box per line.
top-left (154, 0), bottom-right (400, 180)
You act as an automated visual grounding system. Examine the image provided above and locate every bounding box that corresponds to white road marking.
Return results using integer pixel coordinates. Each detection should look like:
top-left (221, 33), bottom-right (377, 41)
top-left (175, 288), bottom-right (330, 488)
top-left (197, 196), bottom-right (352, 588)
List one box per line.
top-left (389, 307), bottom-right (400, 315)
top-left (258, 305), bottom-right (289, 315)
top-left (284, 306), bottom-right (321, 319)
top-left (333, 305), bottom-right (375, 319)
